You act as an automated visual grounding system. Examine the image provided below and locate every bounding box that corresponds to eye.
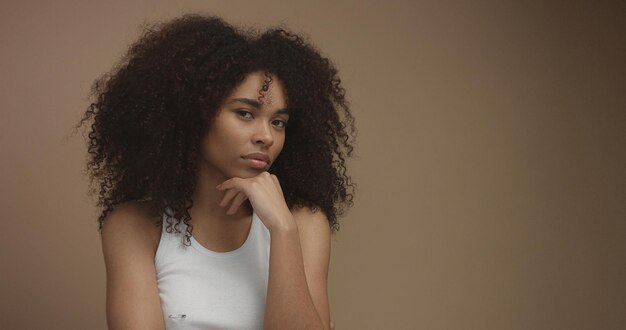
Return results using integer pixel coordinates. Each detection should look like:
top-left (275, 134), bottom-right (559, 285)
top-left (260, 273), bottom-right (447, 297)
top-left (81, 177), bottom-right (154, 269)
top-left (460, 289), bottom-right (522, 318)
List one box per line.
top-left (272, 119), bottom-right (287, 129)
top-left (236, 110), bottom-right (253, 120)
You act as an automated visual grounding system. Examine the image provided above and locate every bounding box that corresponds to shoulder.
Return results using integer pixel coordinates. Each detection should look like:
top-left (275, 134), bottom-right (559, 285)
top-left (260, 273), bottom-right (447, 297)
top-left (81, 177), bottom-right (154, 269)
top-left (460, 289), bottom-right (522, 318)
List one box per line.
top-left (101, 201), bottom-right (162, 255)
top-left (291, 206), bottom-right (332, 238)
top-left (291, 206), bottom-right (331, 262)
top-left (290, 206), bottom-right (332, 325)
top-left (100, 202), bottom-right (166, 329)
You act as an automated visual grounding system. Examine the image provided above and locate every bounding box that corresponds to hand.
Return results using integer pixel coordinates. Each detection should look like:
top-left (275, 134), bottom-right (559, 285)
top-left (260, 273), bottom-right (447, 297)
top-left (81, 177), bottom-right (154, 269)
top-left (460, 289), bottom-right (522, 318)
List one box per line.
top-left (216, 172), bottom-right (294, 231)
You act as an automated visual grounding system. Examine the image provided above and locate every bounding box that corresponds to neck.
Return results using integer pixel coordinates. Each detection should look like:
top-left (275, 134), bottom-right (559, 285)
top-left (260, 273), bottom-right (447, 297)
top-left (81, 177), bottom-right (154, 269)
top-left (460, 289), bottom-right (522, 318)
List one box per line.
top-left (186, 162), bottom-right (253, 252)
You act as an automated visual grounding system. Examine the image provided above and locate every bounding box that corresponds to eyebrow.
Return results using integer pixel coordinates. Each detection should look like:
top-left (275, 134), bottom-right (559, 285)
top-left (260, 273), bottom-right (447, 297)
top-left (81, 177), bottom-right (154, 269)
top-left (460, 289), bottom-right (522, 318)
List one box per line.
top-left (230, 98), bottom-right (289, 115)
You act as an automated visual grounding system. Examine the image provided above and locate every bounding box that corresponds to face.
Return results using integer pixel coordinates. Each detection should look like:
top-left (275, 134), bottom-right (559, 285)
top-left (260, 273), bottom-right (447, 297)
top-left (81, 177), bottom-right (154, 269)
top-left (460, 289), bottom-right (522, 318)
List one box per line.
top-left (199, 71), bottom-right (289, 181)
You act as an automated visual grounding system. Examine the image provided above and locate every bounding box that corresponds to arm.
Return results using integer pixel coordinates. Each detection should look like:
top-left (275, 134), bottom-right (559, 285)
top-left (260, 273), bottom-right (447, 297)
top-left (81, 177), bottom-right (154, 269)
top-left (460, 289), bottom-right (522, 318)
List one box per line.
top-left (264, 207), bottom-right (331, 330)
top-left (100, 203), bottom-right (165, 330)
top-left (217, 173), bottom-right (331, 329)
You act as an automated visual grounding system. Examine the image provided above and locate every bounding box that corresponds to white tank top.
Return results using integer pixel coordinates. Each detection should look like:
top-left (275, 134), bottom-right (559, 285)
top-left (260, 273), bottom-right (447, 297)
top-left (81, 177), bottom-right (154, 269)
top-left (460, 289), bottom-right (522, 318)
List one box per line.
top-left (155, 211), bottom-right (270, 330)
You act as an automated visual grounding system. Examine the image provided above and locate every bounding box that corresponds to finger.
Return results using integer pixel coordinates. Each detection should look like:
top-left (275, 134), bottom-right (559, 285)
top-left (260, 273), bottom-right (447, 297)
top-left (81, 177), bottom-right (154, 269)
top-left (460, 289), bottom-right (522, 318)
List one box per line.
top-left (219, 188), bottom-right (240, 207)
top-left (226, 192), bottom-right (248, 215)
top-left (216, 177), bottom-right (244, 191)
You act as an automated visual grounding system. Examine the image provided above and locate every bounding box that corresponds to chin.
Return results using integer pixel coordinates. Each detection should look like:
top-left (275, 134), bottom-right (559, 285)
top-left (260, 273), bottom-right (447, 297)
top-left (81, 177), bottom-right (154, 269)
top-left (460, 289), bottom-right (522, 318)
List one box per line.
top-left (230, 168), bottom-right (265, 179)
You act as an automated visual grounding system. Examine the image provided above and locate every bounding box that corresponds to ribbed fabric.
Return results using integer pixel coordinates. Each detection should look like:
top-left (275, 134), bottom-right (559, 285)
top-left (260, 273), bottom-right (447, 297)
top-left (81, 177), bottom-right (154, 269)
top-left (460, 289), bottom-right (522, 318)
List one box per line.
top-left (155, 211), bottom-right (270, 330)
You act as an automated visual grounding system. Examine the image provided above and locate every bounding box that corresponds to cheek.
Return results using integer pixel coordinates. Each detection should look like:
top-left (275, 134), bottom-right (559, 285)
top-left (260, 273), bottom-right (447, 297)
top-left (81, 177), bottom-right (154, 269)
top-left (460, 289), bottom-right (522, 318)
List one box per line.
top-left (275, 134), bottom-right (286, 153)
top-left (204, 128), bottom-right (232, 159)
top-left (209, 123), bottom-right (236, 145)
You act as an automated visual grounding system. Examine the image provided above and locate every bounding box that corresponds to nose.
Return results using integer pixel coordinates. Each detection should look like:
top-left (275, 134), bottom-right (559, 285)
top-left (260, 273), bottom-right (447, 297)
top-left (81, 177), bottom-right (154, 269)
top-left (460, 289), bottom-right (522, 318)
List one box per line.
top-left (252, 122), bottom-right (274, 147)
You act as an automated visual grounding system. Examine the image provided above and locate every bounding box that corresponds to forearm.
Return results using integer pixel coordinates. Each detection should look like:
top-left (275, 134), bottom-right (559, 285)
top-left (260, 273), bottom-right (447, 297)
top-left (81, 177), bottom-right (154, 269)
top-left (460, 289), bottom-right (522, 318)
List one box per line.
top-left (217, 173), bottom-right (330, 328)
top-left (264, 220), bottom-right (326, 330)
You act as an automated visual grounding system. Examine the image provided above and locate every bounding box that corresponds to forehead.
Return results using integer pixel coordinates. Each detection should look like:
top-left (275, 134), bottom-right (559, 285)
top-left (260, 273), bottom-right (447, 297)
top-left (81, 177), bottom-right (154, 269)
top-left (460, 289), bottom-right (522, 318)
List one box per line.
top-left (227, 71), bottom-right (287, 108)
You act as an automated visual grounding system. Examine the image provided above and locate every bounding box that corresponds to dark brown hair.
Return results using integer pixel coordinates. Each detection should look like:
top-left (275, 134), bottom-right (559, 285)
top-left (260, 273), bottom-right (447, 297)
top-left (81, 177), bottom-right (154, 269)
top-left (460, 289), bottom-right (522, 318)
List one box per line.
top-left (79, 14), bottom-right (355, 240)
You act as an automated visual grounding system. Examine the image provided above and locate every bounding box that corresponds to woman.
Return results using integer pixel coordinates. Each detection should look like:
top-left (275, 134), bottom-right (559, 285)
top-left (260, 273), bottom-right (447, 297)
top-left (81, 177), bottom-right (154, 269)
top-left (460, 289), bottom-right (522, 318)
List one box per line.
top-left (81, 14), bottom-right (354, 329)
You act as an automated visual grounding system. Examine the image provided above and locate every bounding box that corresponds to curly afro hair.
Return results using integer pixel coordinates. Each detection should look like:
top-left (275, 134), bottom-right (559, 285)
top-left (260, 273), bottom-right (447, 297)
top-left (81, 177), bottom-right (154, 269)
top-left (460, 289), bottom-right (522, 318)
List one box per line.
top-left (79, 14), bottom-right (355, 241)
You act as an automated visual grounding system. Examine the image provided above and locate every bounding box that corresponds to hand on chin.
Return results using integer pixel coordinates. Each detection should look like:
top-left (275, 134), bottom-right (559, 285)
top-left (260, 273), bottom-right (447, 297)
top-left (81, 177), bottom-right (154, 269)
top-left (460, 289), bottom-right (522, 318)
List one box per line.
top-left (216, 172), bottom-right (293, 231)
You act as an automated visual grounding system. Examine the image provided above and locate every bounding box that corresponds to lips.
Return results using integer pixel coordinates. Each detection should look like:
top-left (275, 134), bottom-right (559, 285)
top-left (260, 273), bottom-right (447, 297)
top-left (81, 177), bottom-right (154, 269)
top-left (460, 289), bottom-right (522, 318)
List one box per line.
top-left (242, 153), bottom-right (271, 169)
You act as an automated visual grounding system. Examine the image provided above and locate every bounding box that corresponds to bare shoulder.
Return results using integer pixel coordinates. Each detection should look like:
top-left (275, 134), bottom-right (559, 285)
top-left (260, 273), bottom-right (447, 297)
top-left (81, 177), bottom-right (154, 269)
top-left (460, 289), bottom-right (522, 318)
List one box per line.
top-left (101, 201), bottom-right (166, 329)
top-left (291, 206), bottom-right (332, 236)
top-left (291, 206), bottom-right (331, 263)
top-left (291, 206), bottom-right (332, 327)
top-left (101, 201), bottom-right (162, 254)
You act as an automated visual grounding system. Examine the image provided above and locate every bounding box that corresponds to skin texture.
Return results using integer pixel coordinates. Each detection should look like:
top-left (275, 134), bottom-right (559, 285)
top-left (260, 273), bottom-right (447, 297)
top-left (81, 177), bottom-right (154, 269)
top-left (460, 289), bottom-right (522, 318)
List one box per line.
top-left (102, 72), bottom-right (332, 329)
top-left (85, 15), bottom-right (354, 330)
top-left (80, 15), bottom-right (355, 242)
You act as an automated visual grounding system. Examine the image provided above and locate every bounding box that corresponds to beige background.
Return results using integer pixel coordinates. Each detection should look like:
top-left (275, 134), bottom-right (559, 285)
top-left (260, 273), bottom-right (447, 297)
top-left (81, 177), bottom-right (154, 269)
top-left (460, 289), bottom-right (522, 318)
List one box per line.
top-left (1, 1), bottom-right (625, 329)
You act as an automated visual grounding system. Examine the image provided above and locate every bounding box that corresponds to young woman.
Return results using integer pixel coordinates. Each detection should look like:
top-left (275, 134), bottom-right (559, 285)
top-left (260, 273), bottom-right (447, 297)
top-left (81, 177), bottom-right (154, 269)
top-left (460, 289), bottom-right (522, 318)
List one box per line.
top-left (81, 14), bottom-right (354, 329)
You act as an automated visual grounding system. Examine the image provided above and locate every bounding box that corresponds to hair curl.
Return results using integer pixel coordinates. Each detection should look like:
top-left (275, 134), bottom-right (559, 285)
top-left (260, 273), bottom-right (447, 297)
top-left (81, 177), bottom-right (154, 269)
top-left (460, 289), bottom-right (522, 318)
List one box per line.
top-left (79, 14), bottom-right (355, 241)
